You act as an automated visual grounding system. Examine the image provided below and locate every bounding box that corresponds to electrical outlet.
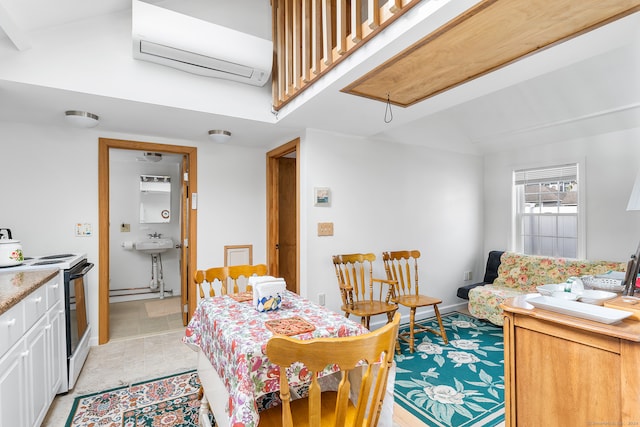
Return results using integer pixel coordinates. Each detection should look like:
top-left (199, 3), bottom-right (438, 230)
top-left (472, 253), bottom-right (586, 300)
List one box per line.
top-left (120, 223), bottom-right (130, 232)
top-left (464, 271), bottom-right (473, 281)
top-left (318, 293), bottom-right (326, 306)
top-left (318, 222), bottom-right (334, 236)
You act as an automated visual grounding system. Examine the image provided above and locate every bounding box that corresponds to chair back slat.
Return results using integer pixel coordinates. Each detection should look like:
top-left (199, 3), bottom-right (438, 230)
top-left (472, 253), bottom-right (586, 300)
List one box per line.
top-left (264, 313), bottom-right (400, 427)
top-left (227, 264), bottom-right (268, 293)
top-left (194, 266), bottom-right (229, 300)
top-left (383, 250), bottom-right (421, 296)
top-left (332, 253), bottom-right (398, 328)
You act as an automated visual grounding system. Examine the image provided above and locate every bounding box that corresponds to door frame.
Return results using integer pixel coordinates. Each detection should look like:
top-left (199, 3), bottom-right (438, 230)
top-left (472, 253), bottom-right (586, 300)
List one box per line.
top-left (266, 138), bottom-right (300, 292)
top-left (98, 138), bottom-right (198, 344)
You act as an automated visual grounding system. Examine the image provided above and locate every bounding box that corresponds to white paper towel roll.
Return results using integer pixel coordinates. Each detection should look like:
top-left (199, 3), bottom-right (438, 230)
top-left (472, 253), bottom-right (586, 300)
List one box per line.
top-left (122, 241), bottom-right (134, 250)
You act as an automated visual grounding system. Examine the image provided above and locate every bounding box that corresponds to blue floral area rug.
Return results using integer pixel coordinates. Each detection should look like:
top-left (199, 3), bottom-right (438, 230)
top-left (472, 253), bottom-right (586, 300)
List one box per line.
top-left (65, 370), bottom-right (216, 426)
top-left (394, 312), bottom-right (505, 427)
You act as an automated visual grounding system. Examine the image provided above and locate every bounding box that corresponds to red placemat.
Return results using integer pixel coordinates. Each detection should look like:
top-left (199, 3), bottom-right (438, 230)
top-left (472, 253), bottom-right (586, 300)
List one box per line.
top-left (228, 292), bottom-right (253, 302)
top-left (265, 316), bottom-right (316, 336)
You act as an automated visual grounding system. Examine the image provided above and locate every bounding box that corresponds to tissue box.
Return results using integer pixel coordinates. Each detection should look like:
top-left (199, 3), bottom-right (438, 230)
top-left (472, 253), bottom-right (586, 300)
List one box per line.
top-left (249, 276), bottom-right (287, 312)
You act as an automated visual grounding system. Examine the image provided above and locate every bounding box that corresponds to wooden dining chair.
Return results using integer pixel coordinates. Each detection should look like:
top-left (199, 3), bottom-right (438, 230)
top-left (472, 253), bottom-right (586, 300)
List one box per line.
top-left (227, 263), bottom-right (268, 293)
top-left (258, 313), bottom-right (400, 427)
top-left (332, 253), bottom-right (398, 329)
top-left (382, 250), bottom-right (448, 353)
top-left (194, 266), bottom-right (229, 299)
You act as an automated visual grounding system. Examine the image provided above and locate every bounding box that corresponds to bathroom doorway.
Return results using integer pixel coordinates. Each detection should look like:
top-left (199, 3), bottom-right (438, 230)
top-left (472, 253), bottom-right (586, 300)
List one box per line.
top-left (98, 138), bottom-right (198, 344)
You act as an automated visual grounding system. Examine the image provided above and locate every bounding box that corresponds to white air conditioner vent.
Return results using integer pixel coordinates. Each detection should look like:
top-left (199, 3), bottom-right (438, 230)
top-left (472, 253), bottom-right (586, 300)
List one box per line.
top-left (132, 1), bottom-right (272, 87)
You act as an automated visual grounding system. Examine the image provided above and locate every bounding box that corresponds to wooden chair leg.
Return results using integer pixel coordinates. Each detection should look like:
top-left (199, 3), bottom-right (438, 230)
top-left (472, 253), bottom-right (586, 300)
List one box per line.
top-left (409, 307), bottom-right (417, 353)
top-left (198, 385), bottom-right (204, 400)
top-left (433, 305), bottom-right (448, 344)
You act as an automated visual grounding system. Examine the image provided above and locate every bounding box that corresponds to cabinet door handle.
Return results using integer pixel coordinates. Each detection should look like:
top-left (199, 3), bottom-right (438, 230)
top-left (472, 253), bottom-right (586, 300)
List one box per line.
top-left (45, 325), bottom-right (52, 330)
top-left (21, 351), bottom-right (29, 358)
top-left (6, 318), bottom-right (16, 326)
top-left (34, 296), bottom-right (42, 303)
top-left (51, 283), bottom-right (59, 289)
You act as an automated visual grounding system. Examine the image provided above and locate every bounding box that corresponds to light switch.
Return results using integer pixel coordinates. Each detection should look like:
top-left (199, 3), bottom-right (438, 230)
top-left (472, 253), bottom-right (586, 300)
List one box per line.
top-left (318, 222), bottom-right (334, 236)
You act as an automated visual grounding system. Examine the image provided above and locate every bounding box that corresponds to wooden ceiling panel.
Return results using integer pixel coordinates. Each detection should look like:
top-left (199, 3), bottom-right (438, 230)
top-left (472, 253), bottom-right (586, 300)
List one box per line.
top-left (342, 0), bottom-right (640, 107)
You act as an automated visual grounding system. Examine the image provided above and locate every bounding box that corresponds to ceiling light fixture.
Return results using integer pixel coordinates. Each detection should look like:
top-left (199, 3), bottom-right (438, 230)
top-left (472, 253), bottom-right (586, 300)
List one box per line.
top-left (65, 110), bottom-right (99, 128)
top-left (208, 129), bottom-right (232, 143)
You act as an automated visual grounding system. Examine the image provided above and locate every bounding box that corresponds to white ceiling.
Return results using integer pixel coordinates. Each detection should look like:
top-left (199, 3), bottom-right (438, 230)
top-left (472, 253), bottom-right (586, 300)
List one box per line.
top-left (0, 0), bottom-right (638, 154)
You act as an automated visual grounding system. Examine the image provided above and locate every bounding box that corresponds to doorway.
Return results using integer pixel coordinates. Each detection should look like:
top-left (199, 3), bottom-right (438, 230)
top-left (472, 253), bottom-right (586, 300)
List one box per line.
top-left (98, 138), bottom-right (198, 345)
top-left (267, 138), bottom-right (299, 293)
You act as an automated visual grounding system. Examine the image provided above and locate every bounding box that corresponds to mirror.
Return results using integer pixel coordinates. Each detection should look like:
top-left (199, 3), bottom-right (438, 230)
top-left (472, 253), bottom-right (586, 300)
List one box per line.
top-left (140, 175), bottom-right (171, 223)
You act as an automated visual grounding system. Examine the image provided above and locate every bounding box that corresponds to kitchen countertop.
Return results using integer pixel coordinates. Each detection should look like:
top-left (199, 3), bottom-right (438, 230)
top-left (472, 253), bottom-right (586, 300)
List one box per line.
top-left (0, 269), bottom-right (59, 315)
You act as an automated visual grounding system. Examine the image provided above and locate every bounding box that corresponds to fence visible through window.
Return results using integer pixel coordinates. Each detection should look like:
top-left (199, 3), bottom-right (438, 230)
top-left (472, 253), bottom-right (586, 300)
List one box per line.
top-left (514, 164), bottom-right (579, 258)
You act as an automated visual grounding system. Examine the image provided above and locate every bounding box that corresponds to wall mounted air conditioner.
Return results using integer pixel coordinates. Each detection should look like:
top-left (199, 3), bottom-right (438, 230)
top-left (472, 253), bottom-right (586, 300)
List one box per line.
top-left (132, 1), bottom-right (272, 87)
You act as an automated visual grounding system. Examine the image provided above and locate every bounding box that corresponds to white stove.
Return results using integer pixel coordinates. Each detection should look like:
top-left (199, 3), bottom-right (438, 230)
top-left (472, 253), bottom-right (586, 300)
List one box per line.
top-left (0, 253), bottom-right (86, 272)
top-left (1, 252), bottom-right (92, 392)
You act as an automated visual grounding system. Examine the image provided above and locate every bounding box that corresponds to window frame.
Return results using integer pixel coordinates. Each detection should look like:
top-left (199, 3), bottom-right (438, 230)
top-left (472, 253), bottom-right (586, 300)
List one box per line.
top-left (511, 160), bottom-right (586, 259)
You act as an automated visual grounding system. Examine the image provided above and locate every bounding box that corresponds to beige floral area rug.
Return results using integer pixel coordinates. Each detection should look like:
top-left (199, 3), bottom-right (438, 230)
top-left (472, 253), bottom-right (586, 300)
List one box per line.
top-left (393, 312), bottom-right (505, 427)
top-left (65, 370), bottom-right (215, 426)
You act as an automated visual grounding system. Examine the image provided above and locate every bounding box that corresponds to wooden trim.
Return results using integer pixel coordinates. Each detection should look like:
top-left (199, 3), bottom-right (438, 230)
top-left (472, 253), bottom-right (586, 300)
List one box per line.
top-left (342, 0), bottom-right (640, 107)
top-left (97, 138), bottom-right (197, 344)
top-left (224, 245), bottom-right (254, 266)
top-left (266, 138), bottom-right (300, 293)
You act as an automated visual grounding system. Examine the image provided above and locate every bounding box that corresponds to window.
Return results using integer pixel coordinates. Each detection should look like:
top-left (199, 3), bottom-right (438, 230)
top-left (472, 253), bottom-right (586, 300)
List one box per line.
top-left (513, 164), bottom-right (580, 258)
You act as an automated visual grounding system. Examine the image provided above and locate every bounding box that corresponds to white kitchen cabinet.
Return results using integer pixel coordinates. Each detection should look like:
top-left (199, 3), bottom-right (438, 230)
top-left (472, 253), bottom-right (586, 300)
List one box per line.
top-left (0, 273), bottom-right (65, 427)
top-left (0, 338), bottom-right (28, 427)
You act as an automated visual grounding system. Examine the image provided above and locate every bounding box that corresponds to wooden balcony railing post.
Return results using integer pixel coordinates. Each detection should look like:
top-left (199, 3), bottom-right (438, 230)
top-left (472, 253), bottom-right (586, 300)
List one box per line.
top-left (368, 0), bottom-right (380, 29)
top-left (273, 0), bottom-right (421, 110)
top-left (302, 0), bottom-right (312, 82)
top-left (322, 0), bottom-right (334, 66)
top-left (351, 0), bottom-right (362, 43)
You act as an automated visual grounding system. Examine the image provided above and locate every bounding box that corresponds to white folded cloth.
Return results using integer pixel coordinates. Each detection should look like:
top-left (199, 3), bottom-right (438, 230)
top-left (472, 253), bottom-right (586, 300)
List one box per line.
top-left (250, 276), bottom-right (286, 312)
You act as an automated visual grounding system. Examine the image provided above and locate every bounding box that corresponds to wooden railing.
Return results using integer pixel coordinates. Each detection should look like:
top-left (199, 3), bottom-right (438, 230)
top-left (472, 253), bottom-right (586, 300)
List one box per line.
top-left (271, 0), bottom-right (423, 110)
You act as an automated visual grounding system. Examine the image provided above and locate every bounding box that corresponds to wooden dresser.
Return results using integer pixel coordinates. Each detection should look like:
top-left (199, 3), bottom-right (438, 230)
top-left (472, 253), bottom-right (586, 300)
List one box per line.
top-left (502, 295), bottom-right (640, 427)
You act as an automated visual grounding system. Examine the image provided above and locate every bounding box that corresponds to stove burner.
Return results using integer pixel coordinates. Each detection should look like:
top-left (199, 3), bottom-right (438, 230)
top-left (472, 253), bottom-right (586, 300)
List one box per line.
top-left (39, 254), bottom-right (75, 260)
top-left (32, 260), bottom-right (65, 266)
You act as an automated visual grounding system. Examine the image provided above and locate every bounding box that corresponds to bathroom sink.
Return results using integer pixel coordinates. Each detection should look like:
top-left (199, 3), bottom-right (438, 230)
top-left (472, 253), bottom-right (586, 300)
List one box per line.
top-left (135, 238), bottom-right (174, 254)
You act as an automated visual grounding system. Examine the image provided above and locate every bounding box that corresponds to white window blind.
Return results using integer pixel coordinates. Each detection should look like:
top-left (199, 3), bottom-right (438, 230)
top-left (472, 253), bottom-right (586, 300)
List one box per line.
top-left (514, 164), bottom-right (577, 185)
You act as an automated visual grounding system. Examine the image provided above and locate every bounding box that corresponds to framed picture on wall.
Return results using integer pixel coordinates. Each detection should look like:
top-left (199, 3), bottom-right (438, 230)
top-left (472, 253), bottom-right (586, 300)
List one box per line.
top-left (314, 187), bottom-right (331, 207)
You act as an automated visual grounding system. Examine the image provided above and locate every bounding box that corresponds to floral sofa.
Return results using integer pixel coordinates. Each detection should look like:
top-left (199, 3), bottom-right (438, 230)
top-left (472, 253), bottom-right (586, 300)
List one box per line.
top-left (467, 251), bottom-right (626, 326)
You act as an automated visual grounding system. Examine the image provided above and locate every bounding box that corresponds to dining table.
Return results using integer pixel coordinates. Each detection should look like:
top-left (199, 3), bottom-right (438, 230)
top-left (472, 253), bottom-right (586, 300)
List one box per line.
top-left (183, 289), bottom-right (395, 427)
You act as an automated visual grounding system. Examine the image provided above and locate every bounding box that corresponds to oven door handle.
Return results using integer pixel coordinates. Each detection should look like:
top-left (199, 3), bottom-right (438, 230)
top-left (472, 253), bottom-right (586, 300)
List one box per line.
top-left (69, 262), bottom-right (94, 280)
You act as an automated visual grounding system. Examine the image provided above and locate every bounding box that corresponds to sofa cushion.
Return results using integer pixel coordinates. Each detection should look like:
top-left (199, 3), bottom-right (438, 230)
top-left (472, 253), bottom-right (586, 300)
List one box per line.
top-left (468, 252), bottom-right (627, 326)
top-left (493, 252), bottom-right (625, 293)
top-left (483, 250), bottom-right (504, 283)
top-left (457, 250), bottom-right (505, 300)
top-left (468, 285), bottom-right (524, 326)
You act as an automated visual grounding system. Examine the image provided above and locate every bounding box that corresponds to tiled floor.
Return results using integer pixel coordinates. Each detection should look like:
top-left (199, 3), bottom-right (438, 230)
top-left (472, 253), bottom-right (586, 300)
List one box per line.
top-left (109, 296), bottom-right (185, 340)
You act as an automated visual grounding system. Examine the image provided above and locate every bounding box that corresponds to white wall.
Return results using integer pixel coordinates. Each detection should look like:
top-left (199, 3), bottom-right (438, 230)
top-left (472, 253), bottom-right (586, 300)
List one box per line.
top-left (109, 154), bottom-right (181, 301)
top-left (484, 127), bottom-right (640, 262)
top-left (0, 121), bottom-right (268, 346)
top-left (299, 129), bottom-right (484, 327)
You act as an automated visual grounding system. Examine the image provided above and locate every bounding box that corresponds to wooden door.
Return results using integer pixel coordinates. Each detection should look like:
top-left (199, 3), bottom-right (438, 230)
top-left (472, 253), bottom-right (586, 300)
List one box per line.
top-left (278, 157), bottom-right (296, 292)
top-left (267, 139), bottom-right (300, 293)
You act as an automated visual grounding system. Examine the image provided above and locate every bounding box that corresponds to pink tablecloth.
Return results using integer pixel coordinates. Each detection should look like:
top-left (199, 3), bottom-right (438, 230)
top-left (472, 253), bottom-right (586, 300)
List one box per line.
top-left (183, 290), bottom-right (368, 427)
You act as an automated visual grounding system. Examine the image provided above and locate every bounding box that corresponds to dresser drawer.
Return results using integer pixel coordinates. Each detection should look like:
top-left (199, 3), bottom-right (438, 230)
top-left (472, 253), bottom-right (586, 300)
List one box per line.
top-left (23, 286), bottom-right (47, 333)
top-left (0, 302), bottom-right (25, 357)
